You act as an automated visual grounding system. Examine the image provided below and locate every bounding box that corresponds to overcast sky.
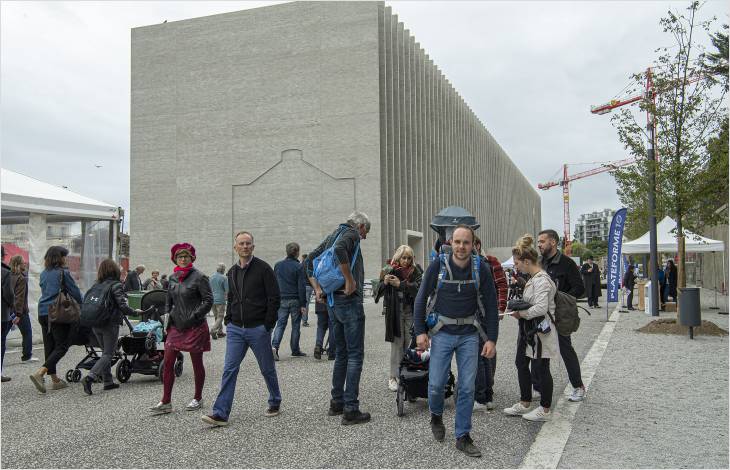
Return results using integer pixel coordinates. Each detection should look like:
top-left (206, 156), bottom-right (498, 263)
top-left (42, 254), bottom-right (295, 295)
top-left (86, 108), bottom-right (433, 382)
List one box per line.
top-left (1, 0), bottom-right (727, 238)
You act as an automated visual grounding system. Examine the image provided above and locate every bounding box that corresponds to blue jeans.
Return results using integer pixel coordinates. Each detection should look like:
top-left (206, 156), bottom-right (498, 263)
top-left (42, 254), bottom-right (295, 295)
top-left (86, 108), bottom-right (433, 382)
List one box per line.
top-left (330, 297), bottom-right (365, 412)
top-left (212, 323), bottom-right (281, 420)
top-left (17, 314), bottom-right (33, 360)
top-left (271, 299), bottom-right (302, 354)
top-left (316, 310), bottom-right (335, 355)
top-left (428, 331), bottom-right (479, 439)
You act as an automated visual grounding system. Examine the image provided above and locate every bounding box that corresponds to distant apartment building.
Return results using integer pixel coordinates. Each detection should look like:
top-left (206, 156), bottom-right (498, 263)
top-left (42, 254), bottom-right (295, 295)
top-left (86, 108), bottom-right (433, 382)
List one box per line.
top-left (574, 209), bottom-right (615, 244)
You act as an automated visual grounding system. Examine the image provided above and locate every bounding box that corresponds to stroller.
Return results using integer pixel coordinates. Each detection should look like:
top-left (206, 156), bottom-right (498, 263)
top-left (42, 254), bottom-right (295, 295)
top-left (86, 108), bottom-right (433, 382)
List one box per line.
top-left (395, 326), bottom-right (456, 417)
top-left (65, 324), bottom-right (123, 383)
top-left (115, 290), bottom-right (184, 383)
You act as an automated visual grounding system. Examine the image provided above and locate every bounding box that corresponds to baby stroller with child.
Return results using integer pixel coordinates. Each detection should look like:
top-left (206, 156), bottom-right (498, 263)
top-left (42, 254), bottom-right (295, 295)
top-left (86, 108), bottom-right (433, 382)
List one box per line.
top-left (395, 326), bottom-right (456, 417)
top-left (115, 290), bottom-right (184, 383)
top-left (65, 324), bottom-right (122, 383)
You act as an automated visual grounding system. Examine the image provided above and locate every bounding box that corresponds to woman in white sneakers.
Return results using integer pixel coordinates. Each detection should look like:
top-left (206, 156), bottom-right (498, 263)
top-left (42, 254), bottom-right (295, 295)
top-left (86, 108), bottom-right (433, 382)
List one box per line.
top-left (503, 234), bottom-right (558, 422)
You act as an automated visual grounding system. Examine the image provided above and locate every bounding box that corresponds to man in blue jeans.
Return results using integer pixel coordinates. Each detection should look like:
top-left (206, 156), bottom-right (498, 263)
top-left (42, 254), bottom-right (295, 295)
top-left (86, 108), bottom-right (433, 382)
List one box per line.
top-left (414, 226), bottom-right (499, 458)
top-left (203, 231), bottom-right (282, 427)
top-left (271, 242), bottom-right (308, 359)
top-left (307, 211), bottom-right (371, 425)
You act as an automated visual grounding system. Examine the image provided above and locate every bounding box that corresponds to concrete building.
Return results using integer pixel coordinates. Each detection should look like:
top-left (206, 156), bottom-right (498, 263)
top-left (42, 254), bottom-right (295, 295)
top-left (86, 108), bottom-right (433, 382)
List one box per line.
top-left (130, 1), bottom-right (540, 278)
top-left (574, 208), bottom-right (615, 245)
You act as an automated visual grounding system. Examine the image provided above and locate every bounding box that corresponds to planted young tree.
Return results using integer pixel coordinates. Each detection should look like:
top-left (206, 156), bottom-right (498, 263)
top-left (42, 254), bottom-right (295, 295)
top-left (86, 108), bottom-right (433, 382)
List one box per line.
top-left (611, 1), bottom-right (727, 290)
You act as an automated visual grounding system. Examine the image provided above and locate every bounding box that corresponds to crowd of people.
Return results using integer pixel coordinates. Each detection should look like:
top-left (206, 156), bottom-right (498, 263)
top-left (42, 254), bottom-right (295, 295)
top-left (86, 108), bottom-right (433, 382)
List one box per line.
top-left (1, 209), bottom-right (610, 459)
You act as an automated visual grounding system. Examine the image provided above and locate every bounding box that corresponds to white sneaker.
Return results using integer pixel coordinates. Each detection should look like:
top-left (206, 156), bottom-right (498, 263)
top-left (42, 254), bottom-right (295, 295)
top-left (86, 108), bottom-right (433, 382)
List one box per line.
top-left (473, 402), bottom-right (488, 412)
top-left (523, 406), bottom-right (551, 422)
top-left (568, 387), bottom-right (586, 402)
top-left (503, 402), bottom-right (531, 416)
top-left (186, 398), bottom-right (203, 411)
top-left (388, 377), bottom-right (398, 392)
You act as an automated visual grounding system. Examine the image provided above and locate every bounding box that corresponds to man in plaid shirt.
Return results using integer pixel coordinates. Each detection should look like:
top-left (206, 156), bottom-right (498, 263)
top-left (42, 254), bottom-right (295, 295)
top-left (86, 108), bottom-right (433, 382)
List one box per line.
top-left (473, 237), bottom-right (508, 411)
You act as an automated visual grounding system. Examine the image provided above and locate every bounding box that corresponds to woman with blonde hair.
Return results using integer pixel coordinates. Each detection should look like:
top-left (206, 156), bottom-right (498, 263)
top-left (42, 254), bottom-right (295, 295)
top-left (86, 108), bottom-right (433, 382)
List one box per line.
top-left (376, 244), bottom-right (423, 392)
top-left (503, 234), bottom-right (557, 422)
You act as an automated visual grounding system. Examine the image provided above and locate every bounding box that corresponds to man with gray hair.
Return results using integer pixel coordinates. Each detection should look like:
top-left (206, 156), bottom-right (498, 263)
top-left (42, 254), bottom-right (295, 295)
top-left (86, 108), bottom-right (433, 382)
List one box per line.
top-left (306, 211), bottom-right (371, 425)
top-left (271, 242), bottom-right (308, 359)
top-left (123, 264), bottom-right (145, 292)
top-left (209, 263), bottom-right (229, 339)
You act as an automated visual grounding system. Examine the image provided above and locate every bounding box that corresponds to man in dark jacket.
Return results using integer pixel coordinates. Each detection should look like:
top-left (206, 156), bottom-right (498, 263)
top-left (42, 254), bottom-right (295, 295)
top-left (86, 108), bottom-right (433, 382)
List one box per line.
top-left (623, 264), bottom-right (636, 310)
top-left (306, 211), bottom-right (371, 426)
top-left (537, 229), bottom-right (586, 402)
top-left (203, 231), bottom-right (281, 427)
top-left (1, 246), bottom-right (15, 382)
top-left (271, 242), bottom-right (308, 359)
top-left (123, 264), bottom-right (145, 292)
top-left (580, 256), bottom-right (602, 308)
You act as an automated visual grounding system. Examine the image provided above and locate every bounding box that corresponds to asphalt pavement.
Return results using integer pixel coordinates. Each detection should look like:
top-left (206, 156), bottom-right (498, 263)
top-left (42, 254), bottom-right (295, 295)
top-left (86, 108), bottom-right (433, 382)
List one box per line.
top-left (1, 297), bottom-right (607, 468)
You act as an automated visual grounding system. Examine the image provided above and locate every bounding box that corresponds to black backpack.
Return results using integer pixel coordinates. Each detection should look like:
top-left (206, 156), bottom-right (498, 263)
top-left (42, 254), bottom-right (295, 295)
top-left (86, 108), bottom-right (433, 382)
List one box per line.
top-left (80, 279), bottom-right (117, 327)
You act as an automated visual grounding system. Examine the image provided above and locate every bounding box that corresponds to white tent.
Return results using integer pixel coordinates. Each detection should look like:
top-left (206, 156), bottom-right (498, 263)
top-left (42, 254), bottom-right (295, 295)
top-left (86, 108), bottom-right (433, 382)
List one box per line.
top-left (501, 256), bottom-right (515, 269)
top-left (1, 168), bottom-right (120, 344)
top-left (623, 216), bottom-right (725, 254)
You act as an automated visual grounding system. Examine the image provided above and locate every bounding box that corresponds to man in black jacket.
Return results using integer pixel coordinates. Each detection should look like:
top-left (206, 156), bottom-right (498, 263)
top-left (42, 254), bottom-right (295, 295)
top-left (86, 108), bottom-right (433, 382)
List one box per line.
top-left (306, 211), bottom-right (371, 425)
top-left (123, 265), bottom-right (145, 292)
top-left (537, 229), bottom-right (587, 402)
top-left (1, 246), bottom-right (15, 382)
top-left (203, 231), bottom-right (281, 427)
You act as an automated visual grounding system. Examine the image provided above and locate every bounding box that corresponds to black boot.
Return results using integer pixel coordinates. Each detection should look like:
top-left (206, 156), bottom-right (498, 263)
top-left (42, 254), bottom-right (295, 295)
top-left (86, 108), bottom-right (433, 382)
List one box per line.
top-left (328, 399), bottom-right (343, 416)
top-left (431, 413), bottom-right (445, 442)
top-left (314, 345), bottom-right (322, 360)
top-left (82, 375), bottom-right (94, 395)
top-left (341, 409), bottom-right (371, 425)
top-left (455, 433), bottom-right (482, 458)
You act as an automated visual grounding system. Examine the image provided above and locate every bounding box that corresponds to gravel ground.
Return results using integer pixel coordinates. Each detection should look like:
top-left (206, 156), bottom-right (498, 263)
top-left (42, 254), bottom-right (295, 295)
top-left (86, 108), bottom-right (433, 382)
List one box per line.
top-left (558, 289), bottom-right (729, 469)
top-left (1, 296), bottom-right (607, 469)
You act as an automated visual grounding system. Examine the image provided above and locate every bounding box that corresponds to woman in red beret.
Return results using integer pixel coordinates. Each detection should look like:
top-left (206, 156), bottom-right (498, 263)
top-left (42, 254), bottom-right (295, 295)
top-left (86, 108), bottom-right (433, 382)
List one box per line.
top-left (150, 243), bottom-right (213, 415)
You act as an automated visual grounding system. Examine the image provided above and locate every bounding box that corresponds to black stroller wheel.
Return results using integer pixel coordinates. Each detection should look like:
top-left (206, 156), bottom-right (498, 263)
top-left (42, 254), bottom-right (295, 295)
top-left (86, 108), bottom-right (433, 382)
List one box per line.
top-left (116, 359), bottom-right (132, 383)
top-left (174, 355), bottom-right (184, 377)
top-left (65, 370), bottom-right (74, 382)
top-left (71, 369), bottom-right (82, 383)
top-left (396, 383), bottom-right (405, 417)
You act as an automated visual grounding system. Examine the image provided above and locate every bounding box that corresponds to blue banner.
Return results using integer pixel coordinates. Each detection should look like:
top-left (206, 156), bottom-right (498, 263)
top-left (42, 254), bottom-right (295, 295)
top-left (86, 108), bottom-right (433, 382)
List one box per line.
top-left (621, 255), bottom-right (629, 287)
top-left (607, 208), bottom-right (628, 302)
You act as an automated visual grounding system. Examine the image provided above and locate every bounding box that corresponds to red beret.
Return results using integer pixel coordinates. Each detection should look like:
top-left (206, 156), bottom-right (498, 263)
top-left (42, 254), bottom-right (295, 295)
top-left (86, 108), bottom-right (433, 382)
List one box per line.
top-left (170, 242), bottom-right (196, 263)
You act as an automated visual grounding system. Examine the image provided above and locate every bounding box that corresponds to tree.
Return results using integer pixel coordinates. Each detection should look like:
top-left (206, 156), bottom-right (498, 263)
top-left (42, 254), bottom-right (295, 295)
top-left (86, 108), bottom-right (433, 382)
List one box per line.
top-left (706, 23), bottom-right (728, 91)
top-left (586, 240), bottom-right (609, 258)
top-left (611, 2), bottom-right (727, 290)
top-left (570, 241), bottom-right (587, 259)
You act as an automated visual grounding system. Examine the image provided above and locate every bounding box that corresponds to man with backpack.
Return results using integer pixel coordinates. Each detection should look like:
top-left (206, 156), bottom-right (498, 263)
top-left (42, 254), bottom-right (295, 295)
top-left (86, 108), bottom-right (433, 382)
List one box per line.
top-left (306, 211), bottom-right (371, 426)
top-left (536, 229), bottom-right (587, 402)
top-left (413, 225), bottom-right (499, 458)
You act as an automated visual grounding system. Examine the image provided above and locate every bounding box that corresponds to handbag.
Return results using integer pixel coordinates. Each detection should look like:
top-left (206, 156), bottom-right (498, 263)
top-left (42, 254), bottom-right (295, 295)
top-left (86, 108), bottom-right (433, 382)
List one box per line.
top-left (48, 270), bottom-right (80, 324)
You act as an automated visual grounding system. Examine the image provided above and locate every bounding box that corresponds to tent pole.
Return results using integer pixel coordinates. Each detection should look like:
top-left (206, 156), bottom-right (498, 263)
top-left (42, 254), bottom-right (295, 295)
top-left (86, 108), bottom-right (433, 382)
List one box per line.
top-left (721, 252), bottom-right (728, 316)
top-left (710, 252), bottom-right (719, 309)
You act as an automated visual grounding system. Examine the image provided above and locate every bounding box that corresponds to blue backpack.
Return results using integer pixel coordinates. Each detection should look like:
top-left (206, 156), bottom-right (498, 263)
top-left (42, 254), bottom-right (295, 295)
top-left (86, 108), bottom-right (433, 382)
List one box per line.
top-left (313, 227), bottom-right (360, 307)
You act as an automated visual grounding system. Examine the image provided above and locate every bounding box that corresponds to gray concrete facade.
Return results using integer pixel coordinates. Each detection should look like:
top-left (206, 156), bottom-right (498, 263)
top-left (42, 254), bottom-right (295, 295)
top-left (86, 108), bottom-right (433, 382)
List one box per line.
top-left (130, 1), bottom-right (540, 278)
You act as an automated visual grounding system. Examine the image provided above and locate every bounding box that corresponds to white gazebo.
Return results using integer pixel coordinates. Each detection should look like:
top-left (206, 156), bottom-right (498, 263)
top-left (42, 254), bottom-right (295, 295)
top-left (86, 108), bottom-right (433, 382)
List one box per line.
top-left (622, 216), bottom-right (725, 254)
top-left (1, 168), bottom-right (121, 341)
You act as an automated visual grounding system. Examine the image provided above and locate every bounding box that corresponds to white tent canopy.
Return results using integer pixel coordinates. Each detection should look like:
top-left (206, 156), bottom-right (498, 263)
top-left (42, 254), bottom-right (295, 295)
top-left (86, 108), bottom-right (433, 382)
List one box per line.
top-left (623, 216), bottom-right (725, 254)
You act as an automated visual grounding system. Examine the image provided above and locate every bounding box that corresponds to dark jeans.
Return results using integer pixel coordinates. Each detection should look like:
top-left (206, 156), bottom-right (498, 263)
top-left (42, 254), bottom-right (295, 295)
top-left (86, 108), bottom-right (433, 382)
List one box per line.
top-left (1, 321), bottom-right (11, 373)
top-left (40, 317), bottom-right (72, 375)
top-left (558, 334), bottom-right (584, 389)
top-left (515, 329), bottom-right (553, 407)
top-left (330, 297), bottom-right (365, 412)
top-left (18, 314), bottom-right (33, 359)
top-left (271, 299), bottom-right (302, 354)
top-left (88, 323), bottom-right (119, 385)
top-left (474, 337), bottom-right (496, 403)
top-left (316, 310), bottom-right (335, 355)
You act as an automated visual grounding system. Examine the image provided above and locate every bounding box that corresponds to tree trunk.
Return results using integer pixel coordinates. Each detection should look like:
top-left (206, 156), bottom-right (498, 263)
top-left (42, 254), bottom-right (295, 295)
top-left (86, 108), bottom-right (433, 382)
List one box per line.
top-left (677, 214), bottom-right (686, 289)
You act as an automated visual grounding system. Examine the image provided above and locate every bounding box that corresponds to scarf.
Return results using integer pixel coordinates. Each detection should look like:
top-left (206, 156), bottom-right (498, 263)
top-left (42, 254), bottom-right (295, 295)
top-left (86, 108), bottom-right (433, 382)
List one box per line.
top-left (389, 259), bottom-right (414, 282)
top-left (173, 263), bottom-right (194, 281)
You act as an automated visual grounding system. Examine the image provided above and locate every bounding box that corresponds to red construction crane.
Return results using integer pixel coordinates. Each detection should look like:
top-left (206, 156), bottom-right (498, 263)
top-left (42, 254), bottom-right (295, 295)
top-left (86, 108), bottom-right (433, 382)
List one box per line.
top-left (537, 157), bottom-right (637, 255)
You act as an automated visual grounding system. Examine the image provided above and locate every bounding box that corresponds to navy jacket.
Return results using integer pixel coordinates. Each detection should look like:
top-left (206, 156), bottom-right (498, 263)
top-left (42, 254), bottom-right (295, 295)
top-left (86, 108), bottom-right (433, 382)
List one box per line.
top-left (274, 256), bottom-right (307, 308)
top-left (413, 255), bottom-right (499, 342)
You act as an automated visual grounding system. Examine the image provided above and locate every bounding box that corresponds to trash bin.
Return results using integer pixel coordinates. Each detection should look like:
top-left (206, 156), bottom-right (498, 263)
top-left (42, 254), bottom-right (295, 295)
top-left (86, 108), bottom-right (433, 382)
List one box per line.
top-left (678, 287), bottom-right (701, 339)
top-left (643, 281), bottom-right (653, 315)
top-left (126, 291), bottom-right (145, 319)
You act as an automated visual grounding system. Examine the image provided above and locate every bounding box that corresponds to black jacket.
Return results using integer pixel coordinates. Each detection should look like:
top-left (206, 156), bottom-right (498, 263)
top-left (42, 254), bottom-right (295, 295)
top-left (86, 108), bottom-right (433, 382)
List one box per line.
top-left (623, 270), bottom-right (636, 290)
top-left (375, 264), bottom-right (423, 342)
top-left (123, 270), bottom-right (142, 292)
top-left (1, 263), bottom-right (14, 322)
top-left (580, 262), bottom-right (602, 298)
top-left (225, 257), bottom-right (280, 331)
top-left (165, 268), bottom-right (213, 330)
top-left (98, 279), bottom-right (136, 325)
top-left (541, 251), bottom-right (585, 298)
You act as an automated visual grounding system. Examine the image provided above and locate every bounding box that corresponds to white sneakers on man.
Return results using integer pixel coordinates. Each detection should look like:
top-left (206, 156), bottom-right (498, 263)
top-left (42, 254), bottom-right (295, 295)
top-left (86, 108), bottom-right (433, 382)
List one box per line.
top-left (388, 377), bottom-right (398, 392)
top-left (568, 387), bottom-right (586, 402)
top-left (503, 402), bottom-right (531, 416)
top-left (522, 406), bottom-right (551, 422)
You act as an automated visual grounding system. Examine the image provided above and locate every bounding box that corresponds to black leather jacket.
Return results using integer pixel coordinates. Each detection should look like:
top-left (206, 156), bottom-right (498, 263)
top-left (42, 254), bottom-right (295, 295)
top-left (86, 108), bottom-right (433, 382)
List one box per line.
top-left (165, 268), bottom-right (213, 330)
top-left (109, 280), bottom-right (136, 324)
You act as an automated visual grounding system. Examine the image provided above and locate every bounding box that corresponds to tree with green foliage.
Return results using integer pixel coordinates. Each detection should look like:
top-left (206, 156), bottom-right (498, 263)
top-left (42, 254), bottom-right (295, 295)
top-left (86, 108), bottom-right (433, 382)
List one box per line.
top-left (610, 2), bottom-right (727, 289)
